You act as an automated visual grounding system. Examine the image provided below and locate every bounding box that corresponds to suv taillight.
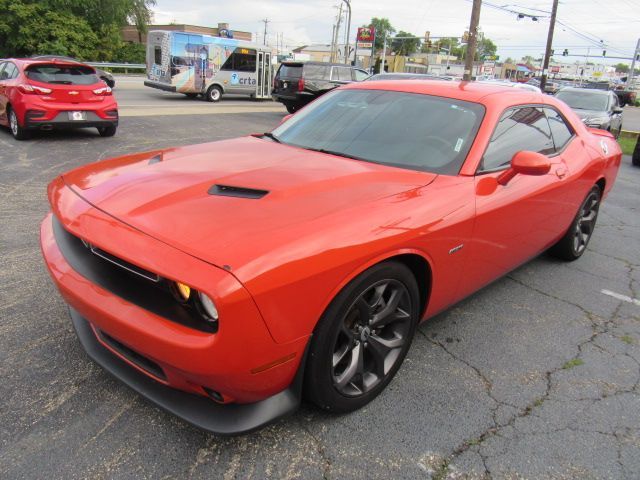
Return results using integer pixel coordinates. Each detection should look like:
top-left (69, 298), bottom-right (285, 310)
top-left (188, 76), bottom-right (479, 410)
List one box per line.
top-left (18, 84), bottom-right (52, 95)
top-left (298, 77), bottom-right (305, 92)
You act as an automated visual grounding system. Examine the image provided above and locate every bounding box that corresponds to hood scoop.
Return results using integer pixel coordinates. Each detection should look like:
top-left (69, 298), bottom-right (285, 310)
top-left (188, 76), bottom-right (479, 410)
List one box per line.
top-left (208, 184), bottom-right (269, 199)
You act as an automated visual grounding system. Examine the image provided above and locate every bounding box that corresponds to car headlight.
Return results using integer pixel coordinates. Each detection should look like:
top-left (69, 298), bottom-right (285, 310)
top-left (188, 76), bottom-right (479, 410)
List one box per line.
top-left (583, 116), bottom-right (609, 125)
top-left (198, 292), bottom-right (219, 321)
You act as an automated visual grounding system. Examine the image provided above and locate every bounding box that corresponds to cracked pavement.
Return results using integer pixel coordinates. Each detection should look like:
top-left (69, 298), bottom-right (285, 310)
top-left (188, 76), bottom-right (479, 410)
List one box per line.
top-left (1, 113), bottom-right (639, 479)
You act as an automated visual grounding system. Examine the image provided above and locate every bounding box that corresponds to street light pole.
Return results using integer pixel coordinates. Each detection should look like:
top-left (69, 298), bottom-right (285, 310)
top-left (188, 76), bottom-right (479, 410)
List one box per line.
top-left (342, 0), bottom-right (352, 65)
top-left (463, 0), bottom-right (482, 81)
top-left (381, 34), bottom-right (387, 73)
top-left (540, 0), bottom-right (558, 93)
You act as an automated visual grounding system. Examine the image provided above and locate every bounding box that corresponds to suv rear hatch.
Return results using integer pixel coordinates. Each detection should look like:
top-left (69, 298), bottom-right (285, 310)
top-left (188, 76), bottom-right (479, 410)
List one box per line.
top-left (24, 63), bottom-right (108, 103)
top-left (273, 63), bottom-right (304, 95)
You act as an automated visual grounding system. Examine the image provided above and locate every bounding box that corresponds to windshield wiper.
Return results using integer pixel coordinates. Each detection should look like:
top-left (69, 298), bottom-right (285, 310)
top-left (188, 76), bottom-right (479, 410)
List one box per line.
top-left (262, 132), bottom-right (281, 143)
top-left (303, 147), bottom-right (365, 161)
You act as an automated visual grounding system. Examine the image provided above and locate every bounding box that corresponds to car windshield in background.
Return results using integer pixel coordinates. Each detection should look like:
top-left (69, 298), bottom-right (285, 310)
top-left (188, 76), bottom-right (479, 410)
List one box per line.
top-left (271, 89), bottom-right (485, 174)
top-left (26, 64), bottom-right (100, 85)
top-left (556, 90), bottom-right (609, 111)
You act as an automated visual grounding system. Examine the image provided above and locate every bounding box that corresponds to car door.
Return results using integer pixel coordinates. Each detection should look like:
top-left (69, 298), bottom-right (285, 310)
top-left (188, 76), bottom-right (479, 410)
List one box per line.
top-left (456, 106), bottom-right (573, 298)
top-left (0, 62), bottom-right (8, 124)
top-left (609, 92), bottom-right (623, 133)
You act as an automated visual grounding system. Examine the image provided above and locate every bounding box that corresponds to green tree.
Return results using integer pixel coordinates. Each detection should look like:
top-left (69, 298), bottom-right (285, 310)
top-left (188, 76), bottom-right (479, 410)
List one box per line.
top-left (477, 37), bottom-right (497, 60)
top-left (392, 31), bottom-right (421, 55)
top-left (0, 0), bottom-right (155, 60)
top-left (615, 63), bottom-right (629, 73)
top-left (504, 57), bottom-right (515, 64)
top-left (363, 17), bottom-right (395, 51)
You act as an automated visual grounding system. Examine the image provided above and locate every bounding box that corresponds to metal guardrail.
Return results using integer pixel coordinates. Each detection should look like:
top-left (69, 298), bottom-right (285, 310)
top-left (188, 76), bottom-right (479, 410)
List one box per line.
top-left (85, 62), bottom-right (146, 71)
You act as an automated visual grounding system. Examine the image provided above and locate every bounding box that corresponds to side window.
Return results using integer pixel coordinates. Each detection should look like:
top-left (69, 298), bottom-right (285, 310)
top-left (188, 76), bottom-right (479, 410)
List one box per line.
top-left (221, 49), bottom-right (257, 72)
top-left (0, 62), bottom-right (6, 81)
top-left (481, 107), bottom-right (555, 171)
top-left (544, 108), bottom-right (574, 152)
top-left (611, 93), bottom-right (619, 110)
top-left (332, 67), bottom-right (351, 82)
top-left (353, 69), bottom-right (370, 81)
top-left (154, 46), bottom-right (162, 65)
top-left (3, 63), bottom-right (17, 80)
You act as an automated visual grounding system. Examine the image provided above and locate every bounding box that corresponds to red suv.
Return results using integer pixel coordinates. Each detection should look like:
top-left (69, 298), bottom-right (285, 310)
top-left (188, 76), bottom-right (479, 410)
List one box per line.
top-left (0, 58), bottom-right (118, 140)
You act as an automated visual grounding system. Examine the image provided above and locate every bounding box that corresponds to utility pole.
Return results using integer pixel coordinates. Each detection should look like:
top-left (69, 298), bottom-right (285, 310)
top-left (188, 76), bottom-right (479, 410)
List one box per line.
top-left (539, 0), bottom-right (558, 93)
top-left (342, 0), bottom-right (352, 65)
top-left (331, 3), bottom-right (344, 63)
top-left (381, 34), bottom-right (387, 73)
top-left (262, 18), bottom-right (269, 45)
top-left (629, 38), bottom-right (640, 87)
top-left (463, 0), bottom-right (482, 81)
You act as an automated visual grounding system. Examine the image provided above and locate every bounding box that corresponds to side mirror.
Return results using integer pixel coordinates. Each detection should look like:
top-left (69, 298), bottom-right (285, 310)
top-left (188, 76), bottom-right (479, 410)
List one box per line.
top-left (497, 151), bottom-right (551, 185)
top-left (280, 113), bottom-right (293, 124)
top-left (613, 106), bottom-right (623, 114)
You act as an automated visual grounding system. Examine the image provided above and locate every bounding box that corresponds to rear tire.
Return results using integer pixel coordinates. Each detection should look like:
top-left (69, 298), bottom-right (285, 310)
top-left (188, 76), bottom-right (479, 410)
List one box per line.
top-left (549, 185), bottom-right (601, 261)
top-left (284, 102), bottom-right (298, 114)
top-left (304, 261), bottom-right (419, 413)
top-left (8, 108), bottom-right (29, 140)
top-left (205, 85), bottom-right (222, 102)
top-left (97, 125), bottom-right (117, 137)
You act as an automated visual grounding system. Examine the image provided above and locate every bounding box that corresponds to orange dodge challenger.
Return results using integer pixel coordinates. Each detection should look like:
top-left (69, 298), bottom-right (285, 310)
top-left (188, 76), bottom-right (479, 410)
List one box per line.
top-left (40, 81), bottom-right (621, 434)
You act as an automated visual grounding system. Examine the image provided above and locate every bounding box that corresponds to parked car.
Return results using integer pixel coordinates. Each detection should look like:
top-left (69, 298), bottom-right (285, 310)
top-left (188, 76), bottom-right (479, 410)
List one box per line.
top-left (525, 77), bottom-right (559, 94)
top-left (555, 87), bottom-right (623, 138)
top-left (31, 55), bottom-right (115, 88)
top-left (633, 135), bottom-right (640, 167)
top-left (41, 81), bottom-right (620, 434)
top-left (366, 73), bottom-right (453, 81)
top-left (0, 58), bottom-right (118, 140)
top-left (477, 79), bottom-right (541, 93)
top-left (272, 61), bottom-right (370, 113)
top-left (583, 80), bottom-right (636, 107)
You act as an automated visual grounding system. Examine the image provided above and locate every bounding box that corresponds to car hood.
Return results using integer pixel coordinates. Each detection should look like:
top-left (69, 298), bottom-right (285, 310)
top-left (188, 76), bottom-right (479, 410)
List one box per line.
top-left (62, 136), bottom-right (436, 269)
top-left (572, 109), bottom-right (608, 120)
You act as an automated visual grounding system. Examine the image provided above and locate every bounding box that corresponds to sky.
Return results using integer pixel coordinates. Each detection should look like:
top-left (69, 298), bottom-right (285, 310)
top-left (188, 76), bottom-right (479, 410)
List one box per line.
top-left (152, 0), bottom-right (640, 66)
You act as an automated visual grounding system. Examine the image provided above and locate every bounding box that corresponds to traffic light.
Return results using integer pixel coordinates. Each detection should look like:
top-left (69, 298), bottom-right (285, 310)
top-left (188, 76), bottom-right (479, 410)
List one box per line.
top-left (425, 31), bottom-right (430, 43)
top-left (562, 49), bottom-right (569, 56)
top-left (550, 49), bottom-right (554, 56)
top-left (462, 31), bottom-right (469, 43)
top-left (602, 50), bottom-right (606, 57)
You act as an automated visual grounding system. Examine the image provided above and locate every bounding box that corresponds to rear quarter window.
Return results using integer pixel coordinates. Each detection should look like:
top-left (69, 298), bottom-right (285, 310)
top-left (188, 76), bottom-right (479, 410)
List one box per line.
top-left (303, 64), bottom-right (330, 79)
top-left (26, 64), bottom-right (100, 85)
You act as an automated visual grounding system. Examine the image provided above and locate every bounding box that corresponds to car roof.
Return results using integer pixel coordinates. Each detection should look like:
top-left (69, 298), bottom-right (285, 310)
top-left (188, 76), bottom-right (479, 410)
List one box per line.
top-left (344, 79), bottom-right (548, 106)
top-left (281, 61), bottom-right (361, 68)
top-left (0, 58), bottom-right (90, 67)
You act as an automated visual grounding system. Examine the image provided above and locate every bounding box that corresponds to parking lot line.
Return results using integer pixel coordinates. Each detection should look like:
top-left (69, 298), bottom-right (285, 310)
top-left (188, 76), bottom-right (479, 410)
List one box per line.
top-left (601, 289), bottom-right (640, 306)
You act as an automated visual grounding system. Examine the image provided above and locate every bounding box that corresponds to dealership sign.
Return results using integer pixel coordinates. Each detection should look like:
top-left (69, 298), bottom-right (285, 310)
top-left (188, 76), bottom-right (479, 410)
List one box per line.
top-left (356, 27), bottom-right (375, 56)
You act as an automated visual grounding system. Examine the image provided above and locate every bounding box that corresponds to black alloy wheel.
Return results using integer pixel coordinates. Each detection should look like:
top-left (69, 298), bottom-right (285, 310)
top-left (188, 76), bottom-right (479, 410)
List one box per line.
top-left (572, 188), bottom-right (600, 256)
top-left (550, 185), bottom-right (601, 261)
top-left (305, 261), bottom-right (419, 412)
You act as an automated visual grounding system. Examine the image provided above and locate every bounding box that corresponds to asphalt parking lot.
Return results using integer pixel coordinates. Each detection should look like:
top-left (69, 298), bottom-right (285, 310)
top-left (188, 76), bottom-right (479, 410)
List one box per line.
top-left (1, 86), bottom-right (639, 479)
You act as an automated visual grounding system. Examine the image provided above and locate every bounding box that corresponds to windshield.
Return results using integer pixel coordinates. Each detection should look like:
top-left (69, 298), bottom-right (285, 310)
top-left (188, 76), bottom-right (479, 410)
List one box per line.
top-left (556, 90), bottom-right (609, 111)
top-left (26, 64), bottom-right (99, 85)
top-left (271, 89), bottom-right (485, 174)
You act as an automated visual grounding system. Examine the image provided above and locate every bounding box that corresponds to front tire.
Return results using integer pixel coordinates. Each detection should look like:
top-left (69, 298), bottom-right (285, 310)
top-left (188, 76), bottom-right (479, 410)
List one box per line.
top-left (304, 261), bottom-right (419, 413)
top-left (205, 85), bottom-right (222, 102)
top-left (549, 185), bottom-right (601, 261)
top-left (284, 102), bottom-right (298, 114)
top-left (8, 108), bottom-right (30, 140)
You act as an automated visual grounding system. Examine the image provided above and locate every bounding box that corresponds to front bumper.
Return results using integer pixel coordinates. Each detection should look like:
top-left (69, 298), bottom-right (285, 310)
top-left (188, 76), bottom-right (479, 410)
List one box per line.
top-left (69, 307), bottom-right (305, 435)
top-left (40, 182), bottom-right (309, 433)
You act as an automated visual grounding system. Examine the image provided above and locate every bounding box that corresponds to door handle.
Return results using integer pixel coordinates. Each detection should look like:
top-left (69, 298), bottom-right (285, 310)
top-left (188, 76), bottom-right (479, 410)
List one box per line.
top-left (555, 167), bottom-right (567, 179)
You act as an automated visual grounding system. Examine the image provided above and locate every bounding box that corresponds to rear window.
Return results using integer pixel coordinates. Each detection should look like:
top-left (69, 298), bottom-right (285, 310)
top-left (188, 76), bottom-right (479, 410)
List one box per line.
top-left (278, 65), bottom-right (302, 78)
top-left (26, 64), bottom-right (99, 85)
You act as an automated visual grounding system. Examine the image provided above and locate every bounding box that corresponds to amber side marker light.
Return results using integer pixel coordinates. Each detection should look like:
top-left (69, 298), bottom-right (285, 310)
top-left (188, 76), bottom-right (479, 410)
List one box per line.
top-left (175, 282), bottom-right (191, 301)
top-left (250, 353), bottom-right (297, 374)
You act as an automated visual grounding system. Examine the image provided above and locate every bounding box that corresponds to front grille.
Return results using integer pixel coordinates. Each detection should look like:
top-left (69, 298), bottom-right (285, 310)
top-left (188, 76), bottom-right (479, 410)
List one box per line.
top-left (96, 329), bottom-right (167, 381)
top-left (52, 215), bottom-right (217, 333)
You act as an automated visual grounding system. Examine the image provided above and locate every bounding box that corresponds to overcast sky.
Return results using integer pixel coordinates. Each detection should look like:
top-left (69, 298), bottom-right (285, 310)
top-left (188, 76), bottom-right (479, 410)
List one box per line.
top-left (152, 0), bottom-right (639, 65)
